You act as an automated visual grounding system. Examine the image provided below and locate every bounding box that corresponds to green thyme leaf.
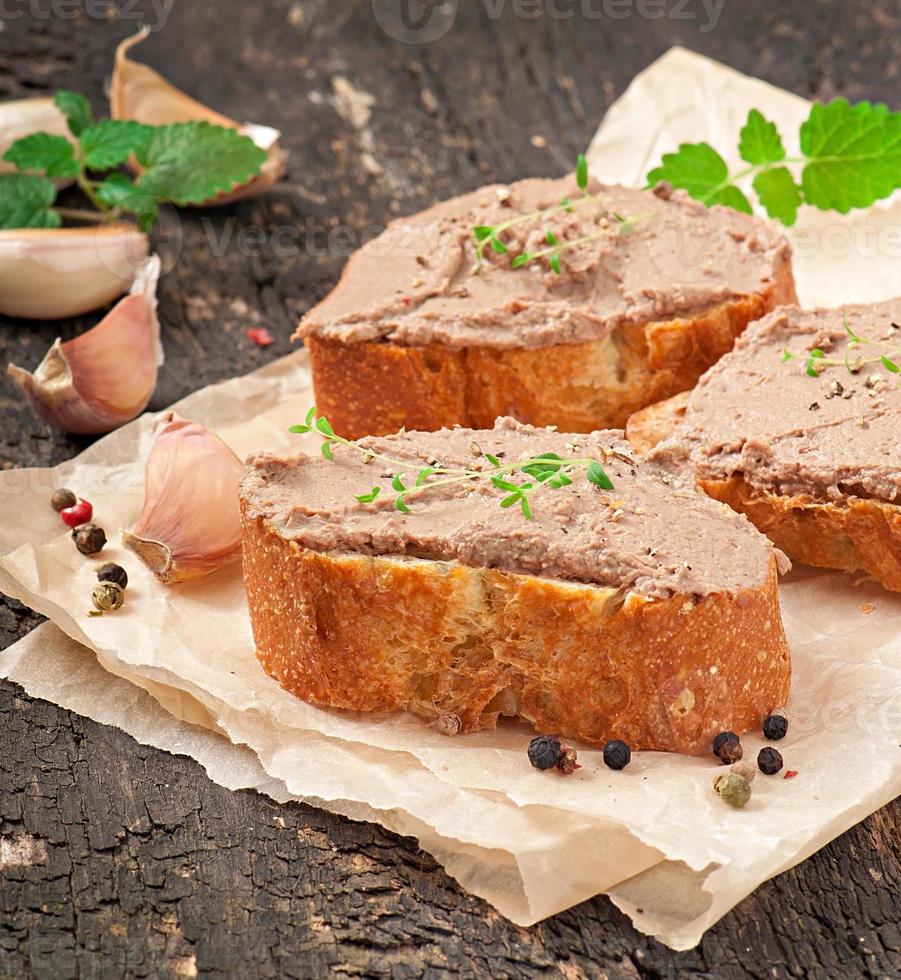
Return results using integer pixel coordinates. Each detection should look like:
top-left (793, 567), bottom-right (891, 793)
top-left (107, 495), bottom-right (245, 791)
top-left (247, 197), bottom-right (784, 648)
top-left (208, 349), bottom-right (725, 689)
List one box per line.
top-left (80, 119), bottom-right (153, 170)
top-left (881, 355), bottom-right (900, 372)
top-left (3, 133), bottom-right (79, 179)
top-left (491, 476), bottom-right (520, 492)
top-left (647, 142), bottom-right (753, 214)
top-left (500, 493), bottom-right (520, 508)
top-left (738, 109), bottom-right (786, 165)
top-left (805, 349), bottom-right (825, 377)
top-left (321, 442), bottom-right (334, 461)
top-left (0, 173), bottom-right (60, 229)
top-left (355, 486), bottom-right (381, 503)
top-left (484, 452), bottom-right (501, 467)
top-left (561, 196), bottom-right (573, 213)
top-left (752, 166), bottom-right (802, 226)
top-left (391, 474), bottom-right (407, 493)
top-left (54, 90), bottom-right (93, 137)
top-left (576, 153), bottom-right (589, 190)
top-left (586, 461), bottom-right (614, 490)
top-left (288, 424), bottom-right (310, 434)
top-left (800, 99), bottom-right (901, 212)
top-left (545, 230), bottom-right (558, 245)
top-left (395, 495), bottom-right (411, 513)
top-left (520, 496), bottom-right (533, 520)
top-left (415, 467), bottom-right (436, 486)
top-left (316, 416), bottom-right (335, 436)
top-left (305, 406), bottom-right (317, 426)
top-left (511, 253), bottom-right (531, 269)
top-left (473, 225), bottom-right (495, 241)
top-left (781, 350), bottom-right (796, 363)
top-left (135, 121), bottom-right (267, 206)
top-left (489, 235), bottom-right (508, 254)
top-left (549, 253), bottom-right (562, 274)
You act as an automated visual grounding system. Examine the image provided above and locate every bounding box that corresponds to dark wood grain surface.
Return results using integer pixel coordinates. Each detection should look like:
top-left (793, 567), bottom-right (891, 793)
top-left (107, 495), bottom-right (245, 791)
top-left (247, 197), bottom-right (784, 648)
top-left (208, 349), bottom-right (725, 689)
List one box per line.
top-left (1, 2), bottom-right (899, 977)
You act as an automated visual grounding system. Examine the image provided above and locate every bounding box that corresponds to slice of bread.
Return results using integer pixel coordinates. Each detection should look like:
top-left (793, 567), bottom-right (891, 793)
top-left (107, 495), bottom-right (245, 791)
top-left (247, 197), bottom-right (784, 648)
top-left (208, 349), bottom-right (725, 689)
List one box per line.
top-left (240, 418), bottom-right (790, 754)
top-left (629, 301), bottom-right (901, 592)
top-left (295, 176), bottom-right (796, 439)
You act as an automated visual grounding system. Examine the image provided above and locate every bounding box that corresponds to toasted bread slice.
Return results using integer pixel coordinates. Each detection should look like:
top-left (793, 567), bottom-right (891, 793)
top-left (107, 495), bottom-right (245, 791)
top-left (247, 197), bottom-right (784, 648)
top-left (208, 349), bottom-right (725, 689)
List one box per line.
top-left (630, 301), bottom-right (901, 591)
top-left (240, 419), bottom-right (791, 754)
top-left (296, 176), bottom-right (796, 439)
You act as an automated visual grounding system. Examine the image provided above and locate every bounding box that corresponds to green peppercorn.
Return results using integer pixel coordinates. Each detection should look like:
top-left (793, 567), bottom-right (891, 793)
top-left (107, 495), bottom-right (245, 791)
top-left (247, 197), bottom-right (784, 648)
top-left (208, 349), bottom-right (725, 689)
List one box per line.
top-left (91, 581), bottom-right (124, 613)
top-left (72, 524), bottom-right (106, 556)
top-left (51, 487), bottom-right (77, 513)
top-left (97, 562), bottom-right (128, 589)
top-left (713, 771), bottom-right (751, 808)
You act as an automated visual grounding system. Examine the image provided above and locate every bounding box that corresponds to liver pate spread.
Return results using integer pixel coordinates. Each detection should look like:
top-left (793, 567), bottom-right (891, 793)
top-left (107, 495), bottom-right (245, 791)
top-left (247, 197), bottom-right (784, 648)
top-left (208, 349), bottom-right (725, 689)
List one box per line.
top-left (652, 300), bottom-right (901, 503)
top-left (295, 175), bottom-right (790, 350)
top-left (241, 418), bottom-right (783, 600)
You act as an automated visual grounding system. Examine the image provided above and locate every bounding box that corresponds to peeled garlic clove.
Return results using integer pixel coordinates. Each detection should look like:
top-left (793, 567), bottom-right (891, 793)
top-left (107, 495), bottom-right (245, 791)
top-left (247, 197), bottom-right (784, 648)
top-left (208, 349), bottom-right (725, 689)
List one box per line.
top-left (0, 223), bottom-right (149, 319)
top-left (0, 98), bottom-right (73, 178)
top-left (111, 28), bottom-right (286, 204)
top-left (122, 413), bottom-right (244, 584)
top-left (7, 255), bottom-right (162, 435)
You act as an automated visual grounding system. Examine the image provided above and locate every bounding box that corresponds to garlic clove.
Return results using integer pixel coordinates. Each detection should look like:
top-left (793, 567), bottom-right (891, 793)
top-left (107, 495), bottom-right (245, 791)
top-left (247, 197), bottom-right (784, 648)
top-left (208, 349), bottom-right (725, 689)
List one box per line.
top-left (7, 255), bottom-right (162, 435)
top-left (0, 223), bottom-right (149, 319)
top-left (0, 98), bottom-right (74, 179)
top-left (111, 28), bottom-right (287, 204)
top-left (122, 412), bottom-right (244, 584)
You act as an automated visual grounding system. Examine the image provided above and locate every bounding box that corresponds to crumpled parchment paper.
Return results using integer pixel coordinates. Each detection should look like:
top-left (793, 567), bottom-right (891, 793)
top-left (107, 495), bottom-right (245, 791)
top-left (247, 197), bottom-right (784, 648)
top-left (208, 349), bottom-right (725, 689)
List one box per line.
top-left (1, 47), bottom-right (899, 950)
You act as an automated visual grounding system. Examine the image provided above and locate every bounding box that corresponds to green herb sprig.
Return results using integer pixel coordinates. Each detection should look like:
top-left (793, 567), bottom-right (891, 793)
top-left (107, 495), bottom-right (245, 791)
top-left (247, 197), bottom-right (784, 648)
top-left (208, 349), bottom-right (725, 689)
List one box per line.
top-left (289, 407), bottom-right (614, 520)
top-left (781, 314), bottom-right (901, 384)
top-left (648, 101), bottom-right (901, 227)
top-left (0, 90), bottom-right (268, 231)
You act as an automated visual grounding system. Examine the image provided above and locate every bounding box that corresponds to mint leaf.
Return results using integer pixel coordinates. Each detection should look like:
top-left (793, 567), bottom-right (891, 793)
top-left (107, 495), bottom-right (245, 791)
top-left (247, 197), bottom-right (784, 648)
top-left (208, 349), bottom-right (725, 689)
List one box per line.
top-left (576, 153), bottom-right (588, 189)
top-left (80, 120), bottom-right (153, 170)
top-left (647, 142), bottom-right (752, 214)
top-left (739, 109), bottom-right (785, 165)
top-left (54, 90), bottom-right (93, 137)
top-left (753, 167), bottom-right (803, 226)
top-left (3, 133), bottom-right (79, 179)
top-left (95, 172), bottom-right (159, 229)
top-left (800, 99), bottom-right (901, 212)
top-left (134, 122), bottom-right (267, 205)
top-left (0, 173), bottom-right (60, 229)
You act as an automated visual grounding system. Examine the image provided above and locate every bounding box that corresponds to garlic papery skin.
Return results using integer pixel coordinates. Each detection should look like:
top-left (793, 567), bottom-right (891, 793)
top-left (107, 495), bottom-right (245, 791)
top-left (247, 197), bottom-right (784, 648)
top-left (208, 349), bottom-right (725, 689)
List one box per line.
top-left (122, 413), bottom-right (244, 584)
top-left (111, 28), bottom-right (287, 204)
top-left (7, 255), bottom-right (162, 435)
top-left (0, 98), bottom-right (73, 177)
top-left (0, 223), bottom-right (149, 319)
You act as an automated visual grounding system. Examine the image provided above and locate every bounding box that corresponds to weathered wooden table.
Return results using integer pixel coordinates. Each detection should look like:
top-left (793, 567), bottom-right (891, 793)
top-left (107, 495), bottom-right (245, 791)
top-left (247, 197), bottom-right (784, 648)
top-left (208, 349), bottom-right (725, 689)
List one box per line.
top-left (1, 3), bottom-right (899, 976)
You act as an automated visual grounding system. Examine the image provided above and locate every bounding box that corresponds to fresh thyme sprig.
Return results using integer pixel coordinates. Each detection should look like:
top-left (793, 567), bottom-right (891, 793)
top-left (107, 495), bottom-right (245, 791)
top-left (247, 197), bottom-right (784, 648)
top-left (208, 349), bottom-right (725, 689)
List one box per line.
top-left (289, 407), bottom-right (614, 520)
top-left (781, 314), bottom-right (901, 384)
top-left (472, 153), bottom-right (639, 275)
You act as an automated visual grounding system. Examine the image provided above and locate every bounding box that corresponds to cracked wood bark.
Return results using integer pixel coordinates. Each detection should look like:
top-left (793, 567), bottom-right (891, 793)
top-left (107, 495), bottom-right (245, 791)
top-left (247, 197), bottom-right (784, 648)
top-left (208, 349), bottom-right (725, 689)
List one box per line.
top-left (1, 2), bottom-right (899, 977)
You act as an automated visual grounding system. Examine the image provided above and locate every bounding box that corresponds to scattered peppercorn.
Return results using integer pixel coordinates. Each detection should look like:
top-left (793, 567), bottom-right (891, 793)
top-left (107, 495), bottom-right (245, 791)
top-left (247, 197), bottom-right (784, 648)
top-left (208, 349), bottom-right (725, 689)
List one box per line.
top-left (91, 581), bottom-right (124, 613)
top-left (51, 488), bottom-right (77, 513)
top-left (712, 731), bottom-right (743, 764)
top-left (557, 747), bottom-right (579, 775)
top-left (72, 524), bottom-right (106, 556)
top-left (60, 498), bottom-right (93, 528)
top-left (713, 771), bottom-right (751, 808)
top-left (436, 712), bottom-right (461, 736)
top-left (757, 747), bottom-right (784, 775)
top-left (96, 562), bottom-right (128, 589)
top-left (730, 760), bottom-right (757, 783)
top-left (763, 711), bottom-right (789, 740)
top-left (603, 739), bottom-right (631, 770)
top-left (528, 734), bottom-right (563, 771)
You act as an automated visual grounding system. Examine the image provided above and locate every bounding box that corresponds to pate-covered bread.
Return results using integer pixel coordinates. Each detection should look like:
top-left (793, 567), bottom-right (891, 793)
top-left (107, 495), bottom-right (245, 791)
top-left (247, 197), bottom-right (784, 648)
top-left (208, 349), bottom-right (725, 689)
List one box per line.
top-left (240, 419), bottom-right (791, 753)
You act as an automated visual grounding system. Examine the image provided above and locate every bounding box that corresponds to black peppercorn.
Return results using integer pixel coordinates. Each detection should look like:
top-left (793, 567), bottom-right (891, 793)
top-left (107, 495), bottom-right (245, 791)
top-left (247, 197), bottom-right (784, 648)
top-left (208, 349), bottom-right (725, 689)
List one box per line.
top-left (97, 562), bottom-right (128, 589)
top-left (712, 731), bottom-right (743, 764)
top-left (603, 739), bottom-right (631, 770)
top-left (51, 487), bottom-right (77, 513)
top-left (528, 734), bottom-right (563, 771)
top-left (72, 524), bottom-right (106, 556)
top-left (763, 711), bottom-right (788, 740)
top-left (757, 747), bottom-right (784, 775)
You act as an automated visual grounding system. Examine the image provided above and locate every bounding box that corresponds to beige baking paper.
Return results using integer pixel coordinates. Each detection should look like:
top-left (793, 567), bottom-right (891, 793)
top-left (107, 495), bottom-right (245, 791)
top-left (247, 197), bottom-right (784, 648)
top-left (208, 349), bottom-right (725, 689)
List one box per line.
top-left (1, 48), bottom-right (899, 950)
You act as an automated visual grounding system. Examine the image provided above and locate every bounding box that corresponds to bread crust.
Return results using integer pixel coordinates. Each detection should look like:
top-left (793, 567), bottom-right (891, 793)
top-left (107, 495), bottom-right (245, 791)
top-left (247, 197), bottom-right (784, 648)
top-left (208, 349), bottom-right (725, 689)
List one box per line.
top-left (626, 397), bottom-right (901, 591)
top-left (305, 261), bottom-right (796, 439)
top-left (242, 503), bottom-right (791, 754)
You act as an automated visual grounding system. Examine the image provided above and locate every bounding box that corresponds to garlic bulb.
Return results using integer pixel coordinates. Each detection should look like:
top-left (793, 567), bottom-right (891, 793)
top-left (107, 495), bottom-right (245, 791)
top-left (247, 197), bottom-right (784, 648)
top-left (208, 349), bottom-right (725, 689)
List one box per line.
top-left (122, 413), bottom-right (244, 584)
top-left (111, 28), bottom-right (286, 204)
top-left (7, 255), bottom-right (162, 434)
top-left (0, 223), bottom-right (149, 319)
top-left (0, 98), bottom-right (72, 176)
